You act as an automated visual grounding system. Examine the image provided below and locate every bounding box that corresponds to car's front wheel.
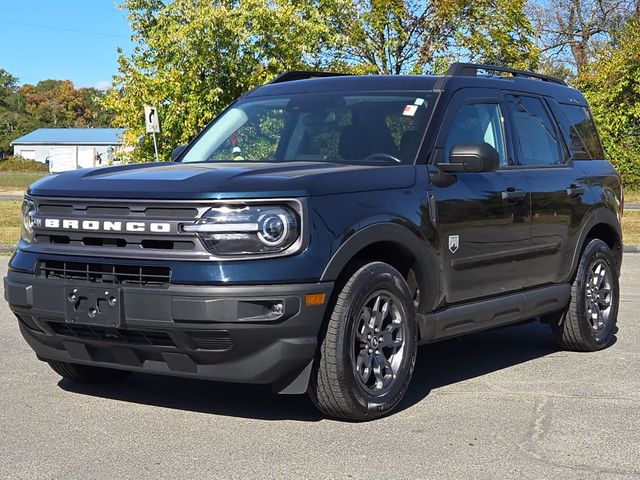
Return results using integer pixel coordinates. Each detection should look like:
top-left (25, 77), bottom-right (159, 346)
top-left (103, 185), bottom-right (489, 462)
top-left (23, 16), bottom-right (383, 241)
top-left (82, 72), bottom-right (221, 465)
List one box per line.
top-left (309, 262), bottom-right (418, 421)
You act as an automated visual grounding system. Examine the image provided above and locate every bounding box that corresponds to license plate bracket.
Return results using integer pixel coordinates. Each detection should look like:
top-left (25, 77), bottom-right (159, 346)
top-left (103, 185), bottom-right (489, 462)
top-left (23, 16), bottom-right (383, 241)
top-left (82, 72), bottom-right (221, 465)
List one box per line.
top-left (64, 285), bottom-right (123, 328)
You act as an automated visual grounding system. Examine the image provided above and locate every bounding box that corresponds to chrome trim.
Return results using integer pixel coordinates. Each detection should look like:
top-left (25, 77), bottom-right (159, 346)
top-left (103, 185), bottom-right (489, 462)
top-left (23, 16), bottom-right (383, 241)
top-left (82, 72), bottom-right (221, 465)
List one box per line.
top-left (182, 223), bottom-right (259, 233)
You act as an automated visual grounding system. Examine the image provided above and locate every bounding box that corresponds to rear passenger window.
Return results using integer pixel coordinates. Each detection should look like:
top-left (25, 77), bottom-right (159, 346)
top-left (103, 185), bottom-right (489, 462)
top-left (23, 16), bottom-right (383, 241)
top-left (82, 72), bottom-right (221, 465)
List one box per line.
top-left (445, 103), bottom-right (507, 165)
top-left (506, 95), bottom-right (563, 166)
top-left (558, 104), bottom-right (605, 159)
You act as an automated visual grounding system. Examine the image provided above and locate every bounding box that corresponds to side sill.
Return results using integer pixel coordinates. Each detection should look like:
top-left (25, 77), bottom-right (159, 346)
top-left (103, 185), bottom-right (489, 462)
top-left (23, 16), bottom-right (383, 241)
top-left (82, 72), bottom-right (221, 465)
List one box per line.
top-left (417, 284), bottom-right (571, 344)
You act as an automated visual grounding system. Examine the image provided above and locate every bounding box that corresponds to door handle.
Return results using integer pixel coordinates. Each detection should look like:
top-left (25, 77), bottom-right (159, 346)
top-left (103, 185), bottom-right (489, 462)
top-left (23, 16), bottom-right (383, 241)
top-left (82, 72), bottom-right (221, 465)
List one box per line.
top-left (566, 184), bottom-right (586, 197)
top-left (501, 188), bottom-right (526, 201)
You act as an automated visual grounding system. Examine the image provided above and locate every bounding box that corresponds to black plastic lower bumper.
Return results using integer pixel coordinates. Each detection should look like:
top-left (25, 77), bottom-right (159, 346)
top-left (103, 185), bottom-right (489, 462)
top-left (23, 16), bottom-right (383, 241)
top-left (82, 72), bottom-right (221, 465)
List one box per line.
top-left (4, 270), bottom-right (333, 394)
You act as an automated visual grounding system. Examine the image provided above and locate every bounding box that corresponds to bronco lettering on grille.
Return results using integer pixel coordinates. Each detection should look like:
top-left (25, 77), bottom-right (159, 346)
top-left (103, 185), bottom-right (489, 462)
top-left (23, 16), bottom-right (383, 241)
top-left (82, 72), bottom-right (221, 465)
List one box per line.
top-left (41, 218), bottom-right (172, 233)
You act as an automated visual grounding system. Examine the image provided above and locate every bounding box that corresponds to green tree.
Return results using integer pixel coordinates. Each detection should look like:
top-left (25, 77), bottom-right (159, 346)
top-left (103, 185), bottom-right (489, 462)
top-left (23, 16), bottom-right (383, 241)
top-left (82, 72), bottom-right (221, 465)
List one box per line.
top-left (105, 0), bottom-right (345, 161)
top-left (79, 87), bottom-right (114, 127)
top-left (333, 0), bottom-right (538, 75)
top-left (577, 17), bottom-right (640, 189)
top-left (0, 69), bottom-right (34, 157)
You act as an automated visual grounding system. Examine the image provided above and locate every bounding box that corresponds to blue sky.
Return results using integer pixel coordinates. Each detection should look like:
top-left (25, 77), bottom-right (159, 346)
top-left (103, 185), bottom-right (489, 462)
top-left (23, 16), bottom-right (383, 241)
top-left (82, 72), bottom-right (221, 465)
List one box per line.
top-left (0, 0), bottom-right (133, 89)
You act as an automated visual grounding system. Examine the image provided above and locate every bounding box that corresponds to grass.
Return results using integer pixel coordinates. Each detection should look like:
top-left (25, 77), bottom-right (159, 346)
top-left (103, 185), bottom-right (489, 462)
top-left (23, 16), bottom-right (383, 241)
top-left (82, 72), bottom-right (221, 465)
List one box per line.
top-left (0, 172), bottom-right (48, 193)
top-left (622, 210), bottom-right (640, 245)
top-left (0, 201), bottom-right (21, 249)
top-left (625, 190), bottom-right (640, 204)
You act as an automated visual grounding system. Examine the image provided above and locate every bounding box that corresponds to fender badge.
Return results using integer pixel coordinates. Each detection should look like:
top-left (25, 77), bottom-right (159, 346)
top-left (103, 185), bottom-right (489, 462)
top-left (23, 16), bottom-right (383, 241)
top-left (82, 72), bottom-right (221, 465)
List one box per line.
top-left (448, 235), bottom-right (459, 253)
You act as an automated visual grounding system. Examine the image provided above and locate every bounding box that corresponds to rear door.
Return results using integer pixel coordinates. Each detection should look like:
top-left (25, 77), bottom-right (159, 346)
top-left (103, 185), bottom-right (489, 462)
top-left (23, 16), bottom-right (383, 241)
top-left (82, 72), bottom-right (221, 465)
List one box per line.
top-left (429, 88), bottom-right (531, 304)
top-left (503, 93), bottom-right (590, 287)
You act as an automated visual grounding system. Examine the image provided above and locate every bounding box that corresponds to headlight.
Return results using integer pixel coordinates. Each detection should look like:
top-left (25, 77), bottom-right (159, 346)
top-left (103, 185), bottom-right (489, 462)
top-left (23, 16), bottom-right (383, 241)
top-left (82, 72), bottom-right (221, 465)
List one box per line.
top-left (20, 198), bottom-right (36, 244)
top-left (183, 204), bottom-right (301, 256)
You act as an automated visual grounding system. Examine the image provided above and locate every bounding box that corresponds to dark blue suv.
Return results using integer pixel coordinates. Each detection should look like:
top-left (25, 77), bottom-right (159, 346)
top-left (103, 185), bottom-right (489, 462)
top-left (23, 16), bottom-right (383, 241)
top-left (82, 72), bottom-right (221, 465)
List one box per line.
top-left (4, 64), bottom-right (623, 421)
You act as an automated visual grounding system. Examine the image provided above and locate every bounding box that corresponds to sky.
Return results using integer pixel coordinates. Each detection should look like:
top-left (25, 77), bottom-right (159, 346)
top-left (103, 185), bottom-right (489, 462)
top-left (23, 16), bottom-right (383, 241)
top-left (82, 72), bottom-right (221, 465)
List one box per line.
top-left (0, 0), bottom-right (134, 89)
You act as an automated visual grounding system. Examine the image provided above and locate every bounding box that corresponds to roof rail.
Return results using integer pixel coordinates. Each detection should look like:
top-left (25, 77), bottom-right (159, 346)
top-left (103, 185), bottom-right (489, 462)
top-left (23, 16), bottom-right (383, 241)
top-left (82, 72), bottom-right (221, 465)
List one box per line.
top-left (269, 71), bottom-right (350, 84)
top-left (446, 63), bottom-right (567, 86)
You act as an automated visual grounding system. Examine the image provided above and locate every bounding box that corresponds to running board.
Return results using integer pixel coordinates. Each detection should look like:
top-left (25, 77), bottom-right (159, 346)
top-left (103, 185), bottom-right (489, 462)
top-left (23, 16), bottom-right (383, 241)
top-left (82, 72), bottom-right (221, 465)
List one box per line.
top-left (417, 284), bottom-right (571, 344)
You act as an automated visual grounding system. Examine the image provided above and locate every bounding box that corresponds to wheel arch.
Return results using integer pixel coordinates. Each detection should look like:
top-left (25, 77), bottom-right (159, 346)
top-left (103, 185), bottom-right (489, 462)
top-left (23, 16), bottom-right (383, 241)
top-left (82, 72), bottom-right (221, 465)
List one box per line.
top-left (568, 209), bottom-right (622, 282)
top-left (320, 223), bottom-right (440, 315)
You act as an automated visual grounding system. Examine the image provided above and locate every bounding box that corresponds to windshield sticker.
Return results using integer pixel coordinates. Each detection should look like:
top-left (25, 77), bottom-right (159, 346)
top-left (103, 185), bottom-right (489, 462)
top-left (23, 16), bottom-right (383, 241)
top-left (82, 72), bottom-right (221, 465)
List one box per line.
top-left (403, 104), bottom-right (418, 117)
top-left (414, 98), bottom-right (425, 106)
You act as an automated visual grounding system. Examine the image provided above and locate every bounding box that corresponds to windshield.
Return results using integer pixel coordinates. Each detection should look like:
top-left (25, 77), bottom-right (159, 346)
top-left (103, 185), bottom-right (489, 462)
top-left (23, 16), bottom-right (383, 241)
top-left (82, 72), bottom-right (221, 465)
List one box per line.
top-left (180, 92), bottom-right (434, 165)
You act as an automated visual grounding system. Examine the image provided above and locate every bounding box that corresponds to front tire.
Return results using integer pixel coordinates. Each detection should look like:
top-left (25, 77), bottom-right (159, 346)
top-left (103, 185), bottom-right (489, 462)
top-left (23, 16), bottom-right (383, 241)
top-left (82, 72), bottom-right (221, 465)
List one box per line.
top-left (548, 239), bottom-right (619, 351)
top-left (48, 361), bottom-right (131, 383)
top-left (309, 262), bottom-right (418, 421)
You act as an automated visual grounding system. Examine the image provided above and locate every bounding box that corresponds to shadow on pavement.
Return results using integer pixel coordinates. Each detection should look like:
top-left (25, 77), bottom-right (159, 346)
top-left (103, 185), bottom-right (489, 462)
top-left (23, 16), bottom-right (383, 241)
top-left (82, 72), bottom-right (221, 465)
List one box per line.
top-left (58, 320), bottom-right (580, 421)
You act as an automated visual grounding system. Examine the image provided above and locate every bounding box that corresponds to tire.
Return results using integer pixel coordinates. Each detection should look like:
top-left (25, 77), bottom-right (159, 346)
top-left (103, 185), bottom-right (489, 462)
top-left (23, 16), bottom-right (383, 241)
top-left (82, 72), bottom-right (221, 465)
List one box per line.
top-left (548, 239), bottom-right (619, 351)
top-left (48, 361), bottom-right (130, 383)
top-left (309, 262), bottom-right (418, 421)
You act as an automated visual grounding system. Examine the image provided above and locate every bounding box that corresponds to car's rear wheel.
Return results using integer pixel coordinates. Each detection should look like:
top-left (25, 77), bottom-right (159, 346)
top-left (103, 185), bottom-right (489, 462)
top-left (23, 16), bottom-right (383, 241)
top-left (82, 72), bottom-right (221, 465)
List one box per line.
top-left (547, 239), bottom-right (619, 351)
top-left (48, 361), bottom-right (130, 383)
top-left (309, 262), bottom-right (418, 421)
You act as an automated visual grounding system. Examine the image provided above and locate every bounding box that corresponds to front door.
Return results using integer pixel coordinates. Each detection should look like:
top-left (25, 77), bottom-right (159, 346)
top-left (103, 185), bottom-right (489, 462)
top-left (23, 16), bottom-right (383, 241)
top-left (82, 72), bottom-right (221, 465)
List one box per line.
top-left (429, 89), bottom-right (531, 304)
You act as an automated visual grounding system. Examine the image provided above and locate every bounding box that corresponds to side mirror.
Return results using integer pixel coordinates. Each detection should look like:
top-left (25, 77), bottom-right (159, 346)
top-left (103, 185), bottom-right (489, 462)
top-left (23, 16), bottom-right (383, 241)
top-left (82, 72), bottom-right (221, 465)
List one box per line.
top-left (436, 143), bottom-right (499, 173)
top-left (171, 145), bottom-right (187, 162)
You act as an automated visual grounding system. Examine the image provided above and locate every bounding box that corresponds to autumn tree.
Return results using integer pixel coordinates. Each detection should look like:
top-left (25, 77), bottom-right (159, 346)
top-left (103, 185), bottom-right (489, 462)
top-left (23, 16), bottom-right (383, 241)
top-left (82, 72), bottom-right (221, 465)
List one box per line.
top-left (0, 70), bottom-right (115, 156)
top-left (530, 0), bottom-right (638, 75)
top-left (20, 80), bottom-right (87, 127)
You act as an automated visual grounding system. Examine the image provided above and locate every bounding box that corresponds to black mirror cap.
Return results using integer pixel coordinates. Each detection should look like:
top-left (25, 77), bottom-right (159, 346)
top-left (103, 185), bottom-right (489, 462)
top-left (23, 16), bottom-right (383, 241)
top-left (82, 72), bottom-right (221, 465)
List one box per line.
top-left (438, 143), bottom-right (500, 173)
top-left (171, 145), bottom-right (187, 162)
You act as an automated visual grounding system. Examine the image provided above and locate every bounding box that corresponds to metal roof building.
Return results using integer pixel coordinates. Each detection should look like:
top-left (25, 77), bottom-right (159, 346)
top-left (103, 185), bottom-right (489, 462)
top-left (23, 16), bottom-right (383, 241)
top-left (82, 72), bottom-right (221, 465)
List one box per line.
top-left (11, 128), bottom-right (125, 167)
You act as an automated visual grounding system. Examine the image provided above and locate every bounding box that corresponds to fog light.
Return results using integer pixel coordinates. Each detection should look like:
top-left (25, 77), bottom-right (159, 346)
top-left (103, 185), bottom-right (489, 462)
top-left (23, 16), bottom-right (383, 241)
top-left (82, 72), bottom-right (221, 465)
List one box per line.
top-left (271, 302), bottom-right (284, 316)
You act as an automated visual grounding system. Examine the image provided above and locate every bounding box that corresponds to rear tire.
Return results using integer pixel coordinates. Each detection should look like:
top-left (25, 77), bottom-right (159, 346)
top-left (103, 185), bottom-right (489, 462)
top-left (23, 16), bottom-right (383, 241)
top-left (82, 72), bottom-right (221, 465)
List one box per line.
top-left (309, 262), bottom-right (418, 421)
top-left (547, 239), bottom-right (619, 351)
top-left (48, 361), bottom-right (130, 383)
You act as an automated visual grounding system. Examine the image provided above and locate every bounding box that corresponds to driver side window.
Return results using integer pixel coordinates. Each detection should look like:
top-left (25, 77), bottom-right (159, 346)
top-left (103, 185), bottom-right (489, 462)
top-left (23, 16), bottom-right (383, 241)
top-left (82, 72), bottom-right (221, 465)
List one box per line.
top-left (445, 103), bottom-right (507, 166)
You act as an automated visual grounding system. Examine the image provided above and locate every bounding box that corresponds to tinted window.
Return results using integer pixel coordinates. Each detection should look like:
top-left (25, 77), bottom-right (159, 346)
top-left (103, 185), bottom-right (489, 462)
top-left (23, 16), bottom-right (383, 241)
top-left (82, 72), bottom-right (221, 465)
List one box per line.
top-left (445, 103), bottom-right (507, 165)
top-left (507, 95), bottom-right (562, 166)
top-left (559, 104), bottom-right (605, 159)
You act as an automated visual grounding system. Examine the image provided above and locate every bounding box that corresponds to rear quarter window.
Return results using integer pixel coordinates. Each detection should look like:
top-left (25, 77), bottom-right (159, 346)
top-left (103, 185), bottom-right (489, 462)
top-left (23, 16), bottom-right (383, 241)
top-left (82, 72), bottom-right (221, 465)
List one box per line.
top-left (552, 102), bottom-right (605, 160)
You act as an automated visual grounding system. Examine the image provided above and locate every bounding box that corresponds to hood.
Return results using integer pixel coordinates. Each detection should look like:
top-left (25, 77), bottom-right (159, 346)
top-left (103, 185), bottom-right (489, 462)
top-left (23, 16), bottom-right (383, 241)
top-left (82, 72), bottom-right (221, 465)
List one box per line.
top-left (28, 161), bottom-right (416, 199)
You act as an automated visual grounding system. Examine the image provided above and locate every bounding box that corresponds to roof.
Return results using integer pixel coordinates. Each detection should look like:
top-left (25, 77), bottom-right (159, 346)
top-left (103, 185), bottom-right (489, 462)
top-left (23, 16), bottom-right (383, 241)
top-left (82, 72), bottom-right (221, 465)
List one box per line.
top-left (11, 128), bottom-right (125, 146)
top-left (248, 72), bottom-right (584, 105)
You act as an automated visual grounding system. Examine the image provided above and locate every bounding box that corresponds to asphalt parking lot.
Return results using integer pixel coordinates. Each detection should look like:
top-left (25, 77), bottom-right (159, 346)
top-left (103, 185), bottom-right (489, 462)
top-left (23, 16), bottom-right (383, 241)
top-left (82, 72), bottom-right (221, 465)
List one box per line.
top-left (1, 256), bottom-right (639, 479)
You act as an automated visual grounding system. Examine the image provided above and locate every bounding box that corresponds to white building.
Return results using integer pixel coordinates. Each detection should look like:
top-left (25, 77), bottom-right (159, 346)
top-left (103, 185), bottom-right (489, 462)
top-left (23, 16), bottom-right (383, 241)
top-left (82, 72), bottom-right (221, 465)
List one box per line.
top-left (11, 128), bottom-right (125, 172)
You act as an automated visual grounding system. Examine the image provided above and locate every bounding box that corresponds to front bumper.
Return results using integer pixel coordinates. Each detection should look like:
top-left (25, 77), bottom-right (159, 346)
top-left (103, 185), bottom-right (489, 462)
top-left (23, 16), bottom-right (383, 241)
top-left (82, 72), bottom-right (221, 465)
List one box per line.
top-left (4, 269), bottom-right (333, 394)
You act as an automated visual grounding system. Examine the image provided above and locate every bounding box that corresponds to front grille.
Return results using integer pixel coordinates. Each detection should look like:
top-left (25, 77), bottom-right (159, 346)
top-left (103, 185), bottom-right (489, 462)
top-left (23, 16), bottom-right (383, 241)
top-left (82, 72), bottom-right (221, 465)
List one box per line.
top-left (28, 197), bottom-right (213, 260)
top-left (48, 321), bottom-right (174, 346)
top-left (39, 260), bottom-right (171, 287)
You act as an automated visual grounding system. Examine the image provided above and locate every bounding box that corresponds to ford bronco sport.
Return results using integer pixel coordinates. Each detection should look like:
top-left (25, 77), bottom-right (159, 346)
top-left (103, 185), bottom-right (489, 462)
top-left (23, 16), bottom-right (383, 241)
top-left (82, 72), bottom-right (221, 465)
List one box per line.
top-left (4, 63), bottom-right (623, 421)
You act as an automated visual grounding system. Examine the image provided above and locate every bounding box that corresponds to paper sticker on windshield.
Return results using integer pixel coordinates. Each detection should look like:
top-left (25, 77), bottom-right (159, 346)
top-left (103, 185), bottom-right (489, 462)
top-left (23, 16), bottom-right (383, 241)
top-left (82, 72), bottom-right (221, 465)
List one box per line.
top-left (403, 104), bottom-right (418, 117)
top-left (414, 97), bottom-right (425, 106)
